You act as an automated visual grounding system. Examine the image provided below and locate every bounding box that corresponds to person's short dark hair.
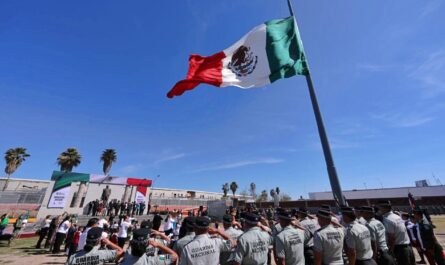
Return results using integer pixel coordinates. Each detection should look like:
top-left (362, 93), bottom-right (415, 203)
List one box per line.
top-left (86, 218), bottom-right (99, 227)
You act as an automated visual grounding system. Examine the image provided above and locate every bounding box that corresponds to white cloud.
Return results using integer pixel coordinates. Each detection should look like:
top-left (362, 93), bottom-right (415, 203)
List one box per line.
top-left (371, 112), bottom-right (435, 128)
top-left (356, 63), bottom-right (397, 72)
top-left (153, 153), bottom-right (186, 166)
top-left (193, 158), bottom-right (283, 173)
top-left (410, 50), bottom-right (445, 98)
top-left (120, 164), bottom-right (142, 175)
top-left (420, 0), bottom-right (442, 18)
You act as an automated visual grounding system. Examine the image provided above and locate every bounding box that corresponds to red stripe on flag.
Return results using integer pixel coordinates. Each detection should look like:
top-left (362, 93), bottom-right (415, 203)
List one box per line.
top-left (126, 178), bottom-right (152, 187)
top-left (167, 52), bottom-right (225, 98)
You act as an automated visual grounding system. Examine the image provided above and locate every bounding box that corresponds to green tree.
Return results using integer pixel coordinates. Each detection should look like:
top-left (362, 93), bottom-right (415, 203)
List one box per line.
top-left (3, 148), bottom-right (30, 191)
top-left (57, 148), bottom-right (81, 172)
top-left (280, 193), bottom-right (292, 201)
top-left (100, 149), bottom-right (117, 176)
top-left (256, 190), bottom-right (268, 202)
top-left (249, 182), bottom-right (256, 199)
top-left (222, 183), bottom-right (229, 197)
top-left (230, 181), bottom-right (238, 197)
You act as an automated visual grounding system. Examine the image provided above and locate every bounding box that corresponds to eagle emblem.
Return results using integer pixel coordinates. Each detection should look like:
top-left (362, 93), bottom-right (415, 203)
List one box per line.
top-left (228, 45), bottom-right (258, 77)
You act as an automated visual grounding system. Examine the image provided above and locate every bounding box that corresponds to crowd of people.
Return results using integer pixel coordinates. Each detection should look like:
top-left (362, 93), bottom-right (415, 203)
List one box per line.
top-left (26, 200), bottom-right (444, 265)
top-left (86, 199), bottom-right (150, 217)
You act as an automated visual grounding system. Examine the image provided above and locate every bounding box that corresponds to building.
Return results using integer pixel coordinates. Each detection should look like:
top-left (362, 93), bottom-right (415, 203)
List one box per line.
top-left (0, 176), bottom-right (249, 218)
top-left (308, 185), bottom-right (445, 200)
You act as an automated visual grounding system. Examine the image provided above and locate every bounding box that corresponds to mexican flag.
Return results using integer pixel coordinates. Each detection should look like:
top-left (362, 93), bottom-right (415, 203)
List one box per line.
top-left (167, 16), bottom-right (309, 98)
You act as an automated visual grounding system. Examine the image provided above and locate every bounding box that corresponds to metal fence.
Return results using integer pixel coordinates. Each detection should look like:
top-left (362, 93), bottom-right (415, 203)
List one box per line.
top-left (0, 189), bottom-right (46, 205)
top-left (150, 198), bottom-right (210, 207)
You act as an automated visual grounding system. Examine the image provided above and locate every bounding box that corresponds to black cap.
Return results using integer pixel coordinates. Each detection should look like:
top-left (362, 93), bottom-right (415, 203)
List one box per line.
top-left (184, 217), bottom-right (196, 228)
top-left (132, 228), bottom-right (150, 240)
top-left (87, 227), bottom-right (103, 240)
top-left (242, 212), bottom-right (260, 225)
top-left (321, 205), bottom-right (331, 211)
top-left (341, 206), bottom-right (355, 214)
top-left (278, 210), bottom-right (293, 220)
top-left (222, 215), bottom-right (233, 224)
top-left (297, 207), bottom-right (308, 215)
top-left (317, 210), bottom-right (331, 219)
top-left (140, 220), bottom-right (152, 229)
top-left (401, 212), bottom-right (410, 218)
top-left (361, 206), bottom-right (374, 213)
top-left (195, 216), bottom-right (210, 229)
top-left (377, 200), bottom-right (392, 208)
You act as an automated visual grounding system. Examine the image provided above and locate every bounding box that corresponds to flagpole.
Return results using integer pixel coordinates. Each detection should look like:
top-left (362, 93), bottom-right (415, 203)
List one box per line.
top-left (286, 0), bottom-right (347, 206)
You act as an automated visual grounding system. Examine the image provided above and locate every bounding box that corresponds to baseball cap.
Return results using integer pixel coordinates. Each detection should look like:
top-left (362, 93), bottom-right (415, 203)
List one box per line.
top-left (195, 216), bottom-right (210, 229)
top-left (87, 227), bottom-right (103, 241)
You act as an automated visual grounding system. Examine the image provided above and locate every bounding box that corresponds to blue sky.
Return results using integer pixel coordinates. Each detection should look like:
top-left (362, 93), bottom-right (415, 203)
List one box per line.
top-left (1, 1), bottom-right (444, 199)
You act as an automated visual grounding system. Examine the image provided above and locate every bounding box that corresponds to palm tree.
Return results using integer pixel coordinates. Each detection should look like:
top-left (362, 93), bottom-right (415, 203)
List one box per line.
top-left (222, 183), bottom-right (229, 197)
top-left (230, 181), bottom-right (238, 197)
top-left (100, 149), bottom-right (117, 176)
top-left (249, 182), bottom-right (256, 199)
top-left (3, 148), bottom-right (30, 191)
top-left (57, 148), bottom-right (81, 172)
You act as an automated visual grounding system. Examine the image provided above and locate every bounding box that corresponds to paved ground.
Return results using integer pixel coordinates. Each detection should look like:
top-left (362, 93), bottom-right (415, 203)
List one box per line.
top-left (1, 216), bottom-right (444, 265)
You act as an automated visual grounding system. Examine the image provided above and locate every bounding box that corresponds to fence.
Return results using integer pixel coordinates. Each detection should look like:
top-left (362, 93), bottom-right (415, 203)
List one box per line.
top-left (150, 198), bottom-right (210, 208)
top-left (0, 189), bottom-right (46, 205)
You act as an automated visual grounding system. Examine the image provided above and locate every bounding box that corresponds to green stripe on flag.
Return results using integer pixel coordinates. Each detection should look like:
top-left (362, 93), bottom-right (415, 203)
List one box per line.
top-left (265, 16), bottom-right (309, 83)
top-left (51, 171), bottom-right (90, 190)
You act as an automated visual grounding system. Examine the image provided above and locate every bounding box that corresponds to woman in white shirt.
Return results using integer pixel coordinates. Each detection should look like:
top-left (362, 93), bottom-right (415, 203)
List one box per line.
top-left (36, 215), bottom-right (52, 249)
top-left (117, 215), bottom-right (132, 248)
top-left (52, 216), bottom-right (71, 253)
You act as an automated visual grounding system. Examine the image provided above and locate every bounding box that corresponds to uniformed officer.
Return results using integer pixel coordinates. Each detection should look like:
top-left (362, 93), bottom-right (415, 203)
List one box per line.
top-left (179, 216), bottom-right (234, 265)
top-left (173, 217), bottom-right (196, 258)
top-left (313, 209), bottom-right (345, 265)
top-left (320, 205), bottom-right (342, 226)
top-left (220, 215), bottom-right (244, 265)
top-left (275, 209), bottom-right (307, 265)
top-left (361, 206), bottom-right (395, 265)
top-left (121, 228), bottom-right (178, 265)
top-left (141, 220), bottom-right (170, 257)
top-left (341, 207), bottom-right (376, 265)
top-left (355, 207), bottom-right (367, 225)
top-left (230, 212), bottom-right (272, 265)
top-left (377, 201), bottom-right (415, 265)
top-left (412, 208), bottom-right (445, 265)
top-left (67, 227), bottom-right (124, 265)
top-left (297, 207), bottom-right (319, 265)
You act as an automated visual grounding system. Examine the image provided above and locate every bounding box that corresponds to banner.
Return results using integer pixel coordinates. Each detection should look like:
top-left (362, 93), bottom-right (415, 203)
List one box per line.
top-left (48, 186), bottom-right (71, 208)
top-left (48, 171), bottom-right (152, 208)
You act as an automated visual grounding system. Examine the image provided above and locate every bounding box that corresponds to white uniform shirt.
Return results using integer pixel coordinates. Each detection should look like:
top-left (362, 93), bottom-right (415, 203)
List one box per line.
top-left (118, 221), bottom-right (131, 238)
top-left (57, 220), bottom-right (70, 234)
top-left (382, 211), bottom-right (410, 245)
top-left (77, 227), bottom-right (91, 251)
top-left (179, 234), bottom-right (232, 265)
